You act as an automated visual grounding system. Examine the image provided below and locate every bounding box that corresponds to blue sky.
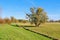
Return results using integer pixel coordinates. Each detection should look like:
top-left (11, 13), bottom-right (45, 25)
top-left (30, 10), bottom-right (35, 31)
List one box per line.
top-left (0, 0), bottom-right (60, 20)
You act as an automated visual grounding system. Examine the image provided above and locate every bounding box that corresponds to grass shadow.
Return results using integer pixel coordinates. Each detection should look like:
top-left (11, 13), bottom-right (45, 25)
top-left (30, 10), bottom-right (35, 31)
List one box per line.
top-left (11, 24), bottom-right (35, 27)
top-left (20, 25), bottom-right (35, 27)
top-left (11, 24), bottom-right (19, 27)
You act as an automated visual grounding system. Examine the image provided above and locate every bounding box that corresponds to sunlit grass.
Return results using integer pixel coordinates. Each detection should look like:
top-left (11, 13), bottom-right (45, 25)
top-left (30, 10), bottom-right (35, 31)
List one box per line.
top-left (0, 24), bottom-right (51, 40)
top-left (25, 23), bottom-right (60, 39)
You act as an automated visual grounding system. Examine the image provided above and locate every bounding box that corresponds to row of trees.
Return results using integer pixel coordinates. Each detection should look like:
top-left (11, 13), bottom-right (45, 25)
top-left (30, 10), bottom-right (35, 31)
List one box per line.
top-left (0, 17), bottom-right (16, 24)
top-left (0, 17), bottom-right (28, 24)
top-left (48, 20), bottom-right (60, 22)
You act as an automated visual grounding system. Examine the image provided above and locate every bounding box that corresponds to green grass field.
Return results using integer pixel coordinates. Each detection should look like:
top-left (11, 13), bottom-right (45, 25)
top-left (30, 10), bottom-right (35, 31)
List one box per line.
top-left (25, 23), bottom-right (60, 40)
top-left (0, 24), bottom-right (51, 40)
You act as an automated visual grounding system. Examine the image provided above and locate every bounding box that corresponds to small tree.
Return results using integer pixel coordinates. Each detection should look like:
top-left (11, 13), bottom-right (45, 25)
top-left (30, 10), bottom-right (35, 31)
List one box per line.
top-left (10, 16), bottom-right (16, 23)
top-left (4, 18), bottom-right (11, 24)
top-left (26, 7), bottom-right (48, 27)
top-left (0, 18), bottom-right (2, 24)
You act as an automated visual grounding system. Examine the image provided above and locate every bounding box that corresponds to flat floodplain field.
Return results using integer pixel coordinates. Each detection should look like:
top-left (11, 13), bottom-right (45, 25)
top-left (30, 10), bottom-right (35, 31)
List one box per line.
top-left (25, 23), bottom-right (60, 40)
top-left (0, 24), bottom-right (51, 40)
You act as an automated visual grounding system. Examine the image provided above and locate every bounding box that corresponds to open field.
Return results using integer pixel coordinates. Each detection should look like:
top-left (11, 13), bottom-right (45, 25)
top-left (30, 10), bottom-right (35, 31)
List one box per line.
top-left (25, 23), bottom-right (60, 40)
top-left (0, 24), bottom-right (51, 40)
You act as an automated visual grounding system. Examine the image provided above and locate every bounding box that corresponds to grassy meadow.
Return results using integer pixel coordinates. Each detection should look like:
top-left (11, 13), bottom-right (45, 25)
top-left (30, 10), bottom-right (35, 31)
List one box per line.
top-left (25, 23), bottom-right (60, 40)
top-left (0, 24), bottom-right (51, 40)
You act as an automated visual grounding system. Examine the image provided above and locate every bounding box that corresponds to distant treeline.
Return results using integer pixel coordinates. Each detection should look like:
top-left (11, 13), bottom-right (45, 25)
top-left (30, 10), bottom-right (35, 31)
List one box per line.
top-left (48, 20), bottom-right (60, 22)
top-left (0, 16), bottom-right (28, 24)
top-left (0, 17), bottom-right (60, 24)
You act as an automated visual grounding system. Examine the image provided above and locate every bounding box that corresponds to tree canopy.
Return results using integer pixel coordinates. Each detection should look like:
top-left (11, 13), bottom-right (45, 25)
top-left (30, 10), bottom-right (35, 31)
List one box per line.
top-left (26, 7), bottom-right (48, 27)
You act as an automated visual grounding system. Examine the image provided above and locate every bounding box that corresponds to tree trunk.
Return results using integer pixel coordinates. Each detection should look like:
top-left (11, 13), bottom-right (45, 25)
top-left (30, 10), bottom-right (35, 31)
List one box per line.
top-left (35, 23), bottom-right (41, 27)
